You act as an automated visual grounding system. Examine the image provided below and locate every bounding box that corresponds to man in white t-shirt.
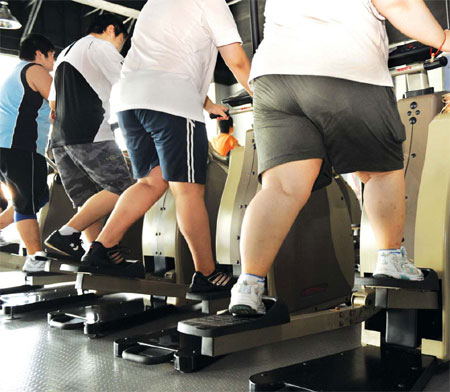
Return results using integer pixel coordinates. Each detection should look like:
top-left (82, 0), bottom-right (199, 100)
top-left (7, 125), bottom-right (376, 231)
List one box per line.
top-left (44, 14), bottom-right (134, 270)
top-left (83, 0), bottom-right (252, 292)
top-left (229, 0), bottom-right (450, 315)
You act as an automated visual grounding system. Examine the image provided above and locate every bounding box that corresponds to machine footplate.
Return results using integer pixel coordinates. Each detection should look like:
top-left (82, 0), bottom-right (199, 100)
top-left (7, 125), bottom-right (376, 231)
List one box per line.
top-left (186, 290), bottom-right (230, 301)
top-left (61, 262), bottom-right (145, 279)
top-left (0, 243), bottom-right (20, 254)
top-left (249, 345), bottom-right (438, 391)
top-left (0, 288), bottom-right (97, 315)
top-left (0, 285), bottom-right (44, 295)
top-left (178, 298), bottom-right (290, 338)
top-left (48, 295), bottom-right (176, 336)
top-left (356, 269), bottom-right (439, 291)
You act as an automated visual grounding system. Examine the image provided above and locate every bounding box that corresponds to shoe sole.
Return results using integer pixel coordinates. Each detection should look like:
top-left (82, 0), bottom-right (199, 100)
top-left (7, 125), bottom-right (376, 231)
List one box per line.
top-left (44, 241), bottom-right (72, 257)
top-left (188, 286), bottom-right (231, 293)
top-left (22, 265), bottom-right (46, 273)
top-left (373, 272), bottom-right (424, 281)
top-left (229, 304), bottom-right (261, 317)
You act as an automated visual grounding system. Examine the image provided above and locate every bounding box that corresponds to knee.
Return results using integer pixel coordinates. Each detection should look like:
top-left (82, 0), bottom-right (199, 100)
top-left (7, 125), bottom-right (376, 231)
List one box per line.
top-left (171, 183), bottom-right (205, 200)
top-left (262, 174), bottom-right (311, 202)
top-left (138, 176), bottom-right (168, 196)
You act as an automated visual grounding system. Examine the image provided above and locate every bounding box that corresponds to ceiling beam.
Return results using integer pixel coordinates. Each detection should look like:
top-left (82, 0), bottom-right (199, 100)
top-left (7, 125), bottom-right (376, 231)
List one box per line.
top-left (22, 0), bottom-right (43, 39)
top-left (71, 0), bottom-right (140, 19)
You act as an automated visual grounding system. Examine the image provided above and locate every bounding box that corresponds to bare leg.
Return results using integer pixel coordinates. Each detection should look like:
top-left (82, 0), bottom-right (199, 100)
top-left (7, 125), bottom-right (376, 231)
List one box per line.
top-left (83, 218), bottom-right (104, 243)
top-left (67, 190), bottom-right (119, 233)
top-left (356, 169), bottom-right (405, 249)
top-left (240, 159), bottom-right (322, 277)
top-left (0, 205), bottom-right (14, 230)
top-left (97, 166), bottom-right (168, 248)
top-left (16, 219), bottom-right (42, 255)
top-left (169, 182), bottom-right (215, 276)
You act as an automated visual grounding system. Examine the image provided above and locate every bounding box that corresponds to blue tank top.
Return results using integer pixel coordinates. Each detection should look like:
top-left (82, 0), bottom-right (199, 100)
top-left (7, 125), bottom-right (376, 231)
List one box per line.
top-left (0, 61), bottom-right (51, 156)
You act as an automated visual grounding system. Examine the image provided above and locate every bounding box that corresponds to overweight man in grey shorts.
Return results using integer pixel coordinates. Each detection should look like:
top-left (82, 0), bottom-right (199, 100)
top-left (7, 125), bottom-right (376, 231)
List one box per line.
top-left (44, 14), bottom-right (132, 261)
top-left (229, 0), bottom-right (450, 316)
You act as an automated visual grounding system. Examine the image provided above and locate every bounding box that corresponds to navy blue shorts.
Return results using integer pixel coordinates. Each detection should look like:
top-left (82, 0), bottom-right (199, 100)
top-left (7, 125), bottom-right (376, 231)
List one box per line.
top-left (0, 148), bottom-right (49, 215)
top-left (118, 109), bottom-right (208, 184)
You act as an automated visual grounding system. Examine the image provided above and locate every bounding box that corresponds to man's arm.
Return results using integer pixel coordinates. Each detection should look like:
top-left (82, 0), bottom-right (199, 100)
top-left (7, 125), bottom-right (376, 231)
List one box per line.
top-left (219, 43), bottom-right (252, 96)
top-left (26, 65), bottom-right (53, 100)
top-left (372, 0), bottom-right (450, 52)
top-left (204, 96), bottom-right (229, 120)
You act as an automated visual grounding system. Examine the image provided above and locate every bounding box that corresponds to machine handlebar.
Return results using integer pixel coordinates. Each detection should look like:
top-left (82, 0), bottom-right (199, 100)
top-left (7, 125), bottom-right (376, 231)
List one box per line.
top-left (424, 56), bottom-right (448, 71)
top-left (209, 110), bottom-right (230, 119)
top-left (390, 56), bottom-right (448, 77)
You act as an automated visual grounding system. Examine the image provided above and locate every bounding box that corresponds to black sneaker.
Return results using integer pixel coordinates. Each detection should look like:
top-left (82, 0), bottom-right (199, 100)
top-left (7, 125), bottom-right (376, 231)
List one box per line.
top-left (80, 241), bottom-right (145, 279)
top-left (45, 231), bottom-right (85, 261)
top-left (188, 270), bottom-right (237, 294)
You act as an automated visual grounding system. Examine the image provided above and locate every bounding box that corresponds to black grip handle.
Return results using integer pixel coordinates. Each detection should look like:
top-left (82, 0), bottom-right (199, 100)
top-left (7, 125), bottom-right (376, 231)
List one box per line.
top-left (424, 56), bottom-right (448, 71)
top-left (209, 110), bottom-right (229, 119)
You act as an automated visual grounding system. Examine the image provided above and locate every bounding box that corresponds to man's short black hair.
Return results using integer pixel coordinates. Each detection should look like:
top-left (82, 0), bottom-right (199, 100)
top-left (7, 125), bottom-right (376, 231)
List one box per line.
top-left (88, 13), bottom-right (127, 37)
top-left (219, 116), bottom-right (233, 134)
top-left (19, 34), bottom-right (55, 61)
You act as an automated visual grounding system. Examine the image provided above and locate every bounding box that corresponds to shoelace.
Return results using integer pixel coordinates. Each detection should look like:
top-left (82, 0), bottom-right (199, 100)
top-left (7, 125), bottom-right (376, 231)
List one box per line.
top-left (106, 246), bottom-right (130, 264)
top-left (398, 260), bottom-right (420, 274)
top-left (208, 271), bottom-right (232, 286)
top-left (70, 236), bottom-right (83, 250)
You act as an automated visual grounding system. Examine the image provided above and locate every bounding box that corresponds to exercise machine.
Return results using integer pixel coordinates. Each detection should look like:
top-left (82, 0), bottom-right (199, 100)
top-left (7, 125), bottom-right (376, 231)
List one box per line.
top-left (248, 42), bottom-right (449, 391)
top-left (47, 144), bottom-right (231, 336)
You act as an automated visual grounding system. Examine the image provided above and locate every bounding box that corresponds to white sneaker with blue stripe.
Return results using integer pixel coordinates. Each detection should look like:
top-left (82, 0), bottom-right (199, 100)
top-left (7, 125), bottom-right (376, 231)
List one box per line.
top-left (373, 247), bottom-right (424, 281)
top-left (229, 279), bottom-right (266, 316)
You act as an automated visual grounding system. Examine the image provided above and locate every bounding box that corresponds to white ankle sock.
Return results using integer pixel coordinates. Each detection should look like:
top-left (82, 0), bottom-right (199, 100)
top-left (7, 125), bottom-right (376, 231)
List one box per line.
top-left (238, 273), bottom-right (265, 285)
top-left (378, 248), bottom-right (402, 256)
top-left (59, 225), bottom-right (79, 236)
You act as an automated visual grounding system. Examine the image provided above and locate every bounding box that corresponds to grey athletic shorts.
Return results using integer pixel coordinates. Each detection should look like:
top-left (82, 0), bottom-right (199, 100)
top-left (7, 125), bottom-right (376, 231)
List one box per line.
top-left (52, 140), bottom-right (132, 208)
top-left (253, 75), bottom-right (405, 189)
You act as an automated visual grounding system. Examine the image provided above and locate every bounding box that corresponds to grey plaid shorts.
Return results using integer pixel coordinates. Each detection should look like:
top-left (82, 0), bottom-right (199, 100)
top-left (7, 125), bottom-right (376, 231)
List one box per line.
top-left (52, 140), bottom-right (132, 207)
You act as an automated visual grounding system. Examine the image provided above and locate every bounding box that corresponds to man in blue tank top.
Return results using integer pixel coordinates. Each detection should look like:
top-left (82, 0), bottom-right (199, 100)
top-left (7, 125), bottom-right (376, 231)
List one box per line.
top-left (0, 34), bottom-right (55, 272)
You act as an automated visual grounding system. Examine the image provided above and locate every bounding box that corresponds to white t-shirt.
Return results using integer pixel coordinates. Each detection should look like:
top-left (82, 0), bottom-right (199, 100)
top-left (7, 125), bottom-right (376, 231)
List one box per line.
top-left (49, 35), bottom-right (123, 146)
top-left (117, 0), bottom-right (242, 123)
top-left (250, 0), bottom-right (393, 87)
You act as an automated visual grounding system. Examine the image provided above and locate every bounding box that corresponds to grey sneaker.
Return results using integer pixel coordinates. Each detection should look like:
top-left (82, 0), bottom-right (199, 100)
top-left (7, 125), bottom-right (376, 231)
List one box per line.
top-left (373, 248), bottom-right (424, 281)
top-left (23, 255), bottom-right (48, 273)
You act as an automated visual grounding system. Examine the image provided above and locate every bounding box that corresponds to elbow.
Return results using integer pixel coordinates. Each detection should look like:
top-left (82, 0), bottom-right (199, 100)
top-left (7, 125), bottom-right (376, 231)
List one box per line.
top-left (372, 0), bottom-right (412, 17)
top-left (226, 56), bottom-right (250, 73)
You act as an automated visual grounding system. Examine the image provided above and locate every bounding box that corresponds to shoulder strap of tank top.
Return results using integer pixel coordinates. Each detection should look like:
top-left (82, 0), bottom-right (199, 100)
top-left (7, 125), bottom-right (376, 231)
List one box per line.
top-left (20, 62), bottom-right (43, 94)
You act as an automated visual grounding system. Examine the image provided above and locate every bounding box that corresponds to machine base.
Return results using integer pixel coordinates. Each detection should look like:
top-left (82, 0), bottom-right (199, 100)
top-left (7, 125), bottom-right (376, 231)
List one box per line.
top-left (249, 345), bottom-right (437, 391)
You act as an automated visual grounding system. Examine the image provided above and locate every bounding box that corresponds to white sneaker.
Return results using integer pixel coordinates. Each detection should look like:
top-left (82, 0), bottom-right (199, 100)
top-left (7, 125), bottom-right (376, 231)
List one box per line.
top-left (373, 248), bottom-right (424, 281)
top-left (229, 280), bottom-right (266, 316)
top-left (22, 254), bottom-right (48, 273)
